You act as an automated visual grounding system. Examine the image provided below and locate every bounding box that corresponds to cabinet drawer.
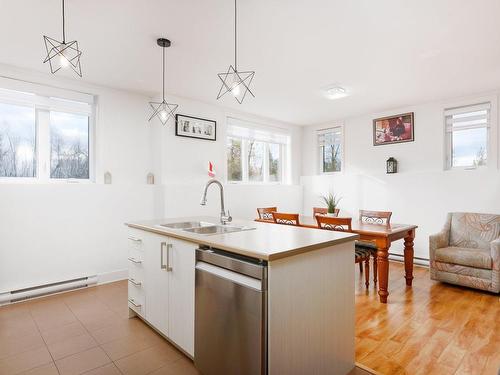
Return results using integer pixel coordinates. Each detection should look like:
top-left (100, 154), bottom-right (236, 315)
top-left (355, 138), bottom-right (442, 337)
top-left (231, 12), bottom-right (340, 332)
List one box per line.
top-left (128, 247), bottom-right (144, 265)
top-left (127, 230), bottom-right (144, 252)
top-left (128, 282), bottom-right (146, 317)
top-left (128, 263), bottom-right (144, 284)
top-left (128, 247), bottom-right (144, 279)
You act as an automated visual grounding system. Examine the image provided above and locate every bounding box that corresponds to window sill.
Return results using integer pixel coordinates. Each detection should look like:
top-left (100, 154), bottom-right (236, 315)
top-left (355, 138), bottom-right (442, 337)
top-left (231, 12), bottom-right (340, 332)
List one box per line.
top-left (318, 171), bottom-right (343, 176)
top-left (444, 166), bottom-right (489, 172)
top-left (226, 181), bottom-right (292, 186)
top-left (0, 178), bottom-right (94, 184)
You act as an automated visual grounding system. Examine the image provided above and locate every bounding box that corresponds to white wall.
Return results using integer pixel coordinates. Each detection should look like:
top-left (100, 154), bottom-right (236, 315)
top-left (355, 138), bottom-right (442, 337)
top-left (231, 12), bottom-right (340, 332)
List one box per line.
top-left (300, 93), bottom-right (500, 259)
top-left (150, 94), bottom-right (303, 220)
top-left (0, 65), bottom-right (303, 292)
top-left (0, 64), bottom-right (159, 292)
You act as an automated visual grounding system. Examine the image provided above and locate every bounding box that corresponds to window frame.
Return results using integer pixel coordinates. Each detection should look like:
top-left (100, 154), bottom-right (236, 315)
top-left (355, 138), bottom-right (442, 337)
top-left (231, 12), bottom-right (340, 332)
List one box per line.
top-left (443, 97), bottom-right (497, 171)
top-left (225, 117), bottom-right (290, 185)
top-left (317, 125), bottom-right (344, 175)
top-left (0, 83), bottom-right (95, 184)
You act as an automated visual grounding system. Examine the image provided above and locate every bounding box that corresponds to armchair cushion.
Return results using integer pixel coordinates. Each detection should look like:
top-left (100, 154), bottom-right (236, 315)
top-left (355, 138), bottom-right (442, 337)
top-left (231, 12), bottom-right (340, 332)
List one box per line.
top-left (434, 246), bottom-right (492, 270)
top-left (429, 228), bottom-right (450, 261)
top-left (449, 213), bottom-right (500, 250)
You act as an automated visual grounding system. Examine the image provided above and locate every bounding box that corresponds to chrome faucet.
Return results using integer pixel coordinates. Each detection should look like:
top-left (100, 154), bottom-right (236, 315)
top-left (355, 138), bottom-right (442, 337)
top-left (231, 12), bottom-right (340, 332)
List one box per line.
top-left (200, 179), bottom-right (232, 225)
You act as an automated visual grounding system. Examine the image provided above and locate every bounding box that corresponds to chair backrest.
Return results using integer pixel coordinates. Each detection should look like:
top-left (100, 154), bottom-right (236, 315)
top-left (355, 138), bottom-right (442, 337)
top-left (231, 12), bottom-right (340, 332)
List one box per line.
top-left (313, 207), bottom-right (340, 217)
top-left (272, 212), bottom-right (300, 226)
top-left (257, 207), bottom-right (277, 221)
top-left (316, 216), bottom-right (352, 232)
top-left (359, 210), bottom-right (392, 225)
top-left (449, 212), bottom-right (500, 250)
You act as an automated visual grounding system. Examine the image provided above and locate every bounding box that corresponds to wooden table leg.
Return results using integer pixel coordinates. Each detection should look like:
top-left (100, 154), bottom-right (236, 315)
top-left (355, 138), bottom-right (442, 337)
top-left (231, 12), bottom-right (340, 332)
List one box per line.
top-left (404, 229), bottom-right (416, 287)
top-left (376, 239), bottom-right (390, 303)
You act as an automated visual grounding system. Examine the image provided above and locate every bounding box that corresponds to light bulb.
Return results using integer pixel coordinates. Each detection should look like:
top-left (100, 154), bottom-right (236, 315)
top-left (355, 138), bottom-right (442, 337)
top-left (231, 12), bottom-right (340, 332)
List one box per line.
top-left (59, 54), bottom-right (69, 68)
top-left (159, 110), bottom-right (168, 121)
top-left (58, 44), bottom-right (70, 68)
top-left (231, 83), bottom-right (241, 97)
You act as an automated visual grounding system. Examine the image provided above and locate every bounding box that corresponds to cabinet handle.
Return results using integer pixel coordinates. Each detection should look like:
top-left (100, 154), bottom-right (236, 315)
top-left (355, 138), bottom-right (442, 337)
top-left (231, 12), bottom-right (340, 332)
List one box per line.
top-left (160, 242), bottom-right (173, 272)
top-left (128, 236), bottom-right (142, 243)
top-left (127, 257), bottom-right (142, 264)
top-left (166, 243), bottom-right (173, 272)
top-left (128, 278), bottom-right (142, 286)
top-left (128, 298), bottom-right (142, 308)
top-left (161, 242), bottom-right (167, 270)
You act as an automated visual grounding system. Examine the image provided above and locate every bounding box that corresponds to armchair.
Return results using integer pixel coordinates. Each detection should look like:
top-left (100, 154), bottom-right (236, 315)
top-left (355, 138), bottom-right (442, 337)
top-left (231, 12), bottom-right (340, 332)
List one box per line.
top-left (430, 212), bottom-right (500, 293)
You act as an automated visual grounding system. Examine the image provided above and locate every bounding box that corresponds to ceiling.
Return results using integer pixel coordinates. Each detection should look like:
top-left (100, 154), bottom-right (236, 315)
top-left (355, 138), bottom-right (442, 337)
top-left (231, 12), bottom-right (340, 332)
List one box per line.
top-left (1, 0), bottom-right (500, 125)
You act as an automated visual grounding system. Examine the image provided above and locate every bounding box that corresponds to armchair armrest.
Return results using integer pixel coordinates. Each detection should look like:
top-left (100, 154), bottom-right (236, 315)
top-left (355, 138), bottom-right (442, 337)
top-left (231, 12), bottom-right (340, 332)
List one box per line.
top-left (491, 238), bottom-right (500, 271)
top-left (429, 229), bottom-right (449, 261)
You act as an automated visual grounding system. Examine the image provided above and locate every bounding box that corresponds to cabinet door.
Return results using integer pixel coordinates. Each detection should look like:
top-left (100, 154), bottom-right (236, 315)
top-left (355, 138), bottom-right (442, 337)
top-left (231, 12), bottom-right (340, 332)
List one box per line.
top-left (143, 232), bottom-right (170, 336)
top-left (168, 237), bottom-right (196, 356)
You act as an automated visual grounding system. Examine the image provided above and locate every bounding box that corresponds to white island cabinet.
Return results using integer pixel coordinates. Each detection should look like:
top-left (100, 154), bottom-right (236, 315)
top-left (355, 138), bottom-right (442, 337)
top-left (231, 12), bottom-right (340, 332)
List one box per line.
top-left (127, 228), bottom-right (195, 356)
top-left (127, 216), bottom-right (358, 375)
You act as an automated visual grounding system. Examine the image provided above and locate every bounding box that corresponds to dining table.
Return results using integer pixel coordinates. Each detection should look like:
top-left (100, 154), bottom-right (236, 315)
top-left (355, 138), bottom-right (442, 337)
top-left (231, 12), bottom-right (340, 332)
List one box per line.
top-left (255, 215), bottom-right (418, 303)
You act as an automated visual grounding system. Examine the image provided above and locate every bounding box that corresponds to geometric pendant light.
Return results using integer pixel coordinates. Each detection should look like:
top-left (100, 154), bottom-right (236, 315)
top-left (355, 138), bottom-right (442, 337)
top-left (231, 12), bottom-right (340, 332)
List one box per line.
top-left (217, 0), bottom-right (255, 104)
top-left (148, 38), bottom-right (179, 125)
top-left (43, 0), bottom-right (82, 77)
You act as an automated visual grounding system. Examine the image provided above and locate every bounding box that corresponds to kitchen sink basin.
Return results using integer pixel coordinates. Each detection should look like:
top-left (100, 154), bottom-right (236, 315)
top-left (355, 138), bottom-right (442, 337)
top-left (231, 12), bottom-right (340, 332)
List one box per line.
top-left (158, 221), bottom-right (214, 229)
top-left (183, 225), bottom-right (254, 235)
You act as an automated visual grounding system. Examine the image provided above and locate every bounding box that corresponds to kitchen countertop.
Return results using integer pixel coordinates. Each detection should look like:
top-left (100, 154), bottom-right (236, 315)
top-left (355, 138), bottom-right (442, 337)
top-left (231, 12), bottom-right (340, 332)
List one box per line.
top-left (126, 216), bottom-right (359, 261)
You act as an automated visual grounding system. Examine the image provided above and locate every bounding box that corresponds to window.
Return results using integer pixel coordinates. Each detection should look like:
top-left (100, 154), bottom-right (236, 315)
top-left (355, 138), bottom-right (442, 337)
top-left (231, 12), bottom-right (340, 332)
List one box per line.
top-left (50, 111), bottom-right (89, 179)
top-left (318, 127), bottom-right (343, 173)
top-left (226, 117), bottom-right (290, 184)
top-left (445, 103), bottom-right (490, 169)
top-left (226, 137), bottom-right (242, 181)
top-left (0, 102), bottom-right (36, 177)
top-left (0, 83), bottom-right (94, 181)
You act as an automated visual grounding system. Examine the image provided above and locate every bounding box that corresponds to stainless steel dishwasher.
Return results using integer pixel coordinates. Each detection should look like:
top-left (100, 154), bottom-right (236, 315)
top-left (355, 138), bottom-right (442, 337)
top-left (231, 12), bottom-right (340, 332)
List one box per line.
top-left (194, 247), bottom-right (268, 375)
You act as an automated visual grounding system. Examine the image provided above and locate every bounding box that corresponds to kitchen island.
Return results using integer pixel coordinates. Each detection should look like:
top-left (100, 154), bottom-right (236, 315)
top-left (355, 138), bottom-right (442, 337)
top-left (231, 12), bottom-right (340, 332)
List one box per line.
top-left (126, 216), bottom-right (359, 375)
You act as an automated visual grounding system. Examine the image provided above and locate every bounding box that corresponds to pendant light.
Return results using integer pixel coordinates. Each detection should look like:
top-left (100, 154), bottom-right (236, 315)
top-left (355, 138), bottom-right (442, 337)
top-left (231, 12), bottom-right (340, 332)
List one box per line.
top-left (148, 38), bottom-right (179, 125)
top-left (43, 0), bottom-right (82, 77)
top-left (217, 0), bottom-right (255, 104)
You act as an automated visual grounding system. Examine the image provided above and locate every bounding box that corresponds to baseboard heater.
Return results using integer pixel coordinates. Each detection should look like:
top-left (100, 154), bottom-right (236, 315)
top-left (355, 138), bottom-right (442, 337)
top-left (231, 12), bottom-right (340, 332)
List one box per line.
top-left (389, 253), bottom-right (429, 267)
top-left (0, 275), bottom-right (98, 304)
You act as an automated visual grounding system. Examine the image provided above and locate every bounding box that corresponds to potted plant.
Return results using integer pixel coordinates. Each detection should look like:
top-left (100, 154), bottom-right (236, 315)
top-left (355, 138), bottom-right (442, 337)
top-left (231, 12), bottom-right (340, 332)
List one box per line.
top-left (321, 193), bottom-right (342, 216)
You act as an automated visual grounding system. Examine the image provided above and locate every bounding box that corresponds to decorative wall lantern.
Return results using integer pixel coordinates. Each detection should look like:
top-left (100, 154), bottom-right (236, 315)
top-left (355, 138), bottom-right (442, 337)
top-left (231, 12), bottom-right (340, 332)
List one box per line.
top-left (386, 157), bottom-right (398, 174)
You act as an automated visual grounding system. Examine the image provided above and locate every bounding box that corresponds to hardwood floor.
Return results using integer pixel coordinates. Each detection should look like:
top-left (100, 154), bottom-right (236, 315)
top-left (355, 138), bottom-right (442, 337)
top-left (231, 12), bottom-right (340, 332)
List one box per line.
top-left (0, 261), bottom-right (497, 374)
top-left (355, 262), bottom-right (500, 375)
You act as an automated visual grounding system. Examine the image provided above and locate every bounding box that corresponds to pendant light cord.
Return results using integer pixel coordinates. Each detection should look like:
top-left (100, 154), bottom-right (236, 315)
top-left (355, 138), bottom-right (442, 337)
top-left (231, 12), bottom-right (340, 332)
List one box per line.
top-left (234, 0), bottom-right (237, 70)
top-left (62, 0), bottom-right (66, 43)
top-left (162, 45), bottom-right (166, 102)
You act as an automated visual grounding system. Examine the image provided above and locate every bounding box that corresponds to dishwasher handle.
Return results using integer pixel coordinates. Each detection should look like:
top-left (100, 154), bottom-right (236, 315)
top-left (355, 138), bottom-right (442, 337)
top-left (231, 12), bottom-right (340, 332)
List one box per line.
top-left (196, 248), bottom-right (266, 280)
top-left (196, 261), bottom-right (264, 291)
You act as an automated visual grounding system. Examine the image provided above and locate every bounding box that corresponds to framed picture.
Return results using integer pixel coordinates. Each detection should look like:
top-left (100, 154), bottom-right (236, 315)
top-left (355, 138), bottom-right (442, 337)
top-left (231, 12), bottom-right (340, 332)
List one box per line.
top-left (175, 114), bottom-right (216, 141)
top-left (373, 112), bottom-right (414, 146)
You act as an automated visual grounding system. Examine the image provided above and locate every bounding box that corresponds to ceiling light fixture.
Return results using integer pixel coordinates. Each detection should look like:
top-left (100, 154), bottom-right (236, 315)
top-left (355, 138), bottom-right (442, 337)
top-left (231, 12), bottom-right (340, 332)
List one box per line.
top-left (43, 0), bottom-right (82, 77)
top-left (148, 38), bottom-right (179, 125)
top-left (217, 0), bottom-right (255, 104)
top-left (324, 86), bottom-right (349, 100)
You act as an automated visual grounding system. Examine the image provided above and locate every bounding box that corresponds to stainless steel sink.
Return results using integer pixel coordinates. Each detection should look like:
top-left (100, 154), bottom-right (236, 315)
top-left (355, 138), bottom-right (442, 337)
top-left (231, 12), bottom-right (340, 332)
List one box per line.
top-left (183, 225), bottom-right (254, 235)
top-left (158, 221), bottom-right (214, 229)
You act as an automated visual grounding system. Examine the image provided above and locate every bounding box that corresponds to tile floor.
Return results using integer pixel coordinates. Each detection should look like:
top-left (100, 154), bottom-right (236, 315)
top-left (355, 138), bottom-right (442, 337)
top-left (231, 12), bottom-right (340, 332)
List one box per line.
top-left (0, 274), bottom-right (375, 375)
top-left (0, 282), bottom-right (197, 375)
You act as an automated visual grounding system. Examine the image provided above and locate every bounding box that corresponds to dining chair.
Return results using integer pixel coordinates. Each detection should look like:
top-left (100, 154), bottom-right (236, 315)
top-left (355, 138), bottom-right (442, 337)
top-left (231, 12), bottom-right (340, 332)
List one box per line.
top-left (316, 216), bottom-right (371, 288)
top-left (313, 207), bottom-right (340, 217)
top-left (272, 212), bottom-right (300, 226)
top-left (359, 210), bottom-right (392, 225)
top-left (257, 207), bottom-right (277, 221)
top-left (357, 210), bottom-right (393, 284)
